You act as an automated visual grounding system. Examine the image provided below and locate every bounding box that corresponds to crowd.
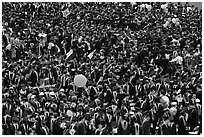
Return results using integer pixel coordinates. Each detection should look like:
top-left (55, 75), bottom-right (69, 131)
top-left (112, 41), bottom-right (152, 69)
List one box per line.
top-left (2, 2), bottom-right (202, 135)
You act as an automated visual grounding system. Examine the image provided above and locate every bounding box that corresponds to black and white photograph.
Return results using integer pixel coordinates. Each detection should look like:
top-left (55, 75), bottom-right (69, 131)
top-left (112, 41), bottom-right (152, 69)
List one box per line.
top-left (2, 1), bottom-right (202, 135)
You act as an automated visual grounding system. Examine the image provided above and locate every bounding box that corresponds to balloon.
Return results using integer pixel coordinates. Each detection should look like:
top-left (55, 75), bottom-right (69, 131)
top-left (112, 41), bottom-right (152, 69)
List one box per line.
top-left (161, 96), bottom-right (169, 103)
top-left (169, 107), bottom-right (177, 116)
top-left (74, 74), bottom-right (87, 87)
top-left (160, 96), bottom-right (169, 108)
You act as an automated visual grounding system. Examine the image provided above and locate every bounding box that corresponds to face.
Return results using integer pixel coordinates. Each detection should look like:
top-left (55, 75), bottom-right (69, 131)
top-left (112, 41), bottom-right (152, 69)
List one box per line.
top-left (98, 124), bottom-right (103, 130)
top-left (192, 94), bottom-right (196, 99)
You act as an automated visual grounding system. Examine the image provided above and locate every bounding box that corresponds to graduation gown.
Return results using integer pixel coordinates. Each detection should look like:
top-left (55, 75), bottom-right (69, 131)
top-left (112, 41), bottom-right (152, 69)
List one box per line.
top-left (188, 107), bottom-right (199, 131)
top-left (19, 122), bottom-right (29, 135)
top-left (160, 121), bottom-right (176, 135)
top-left (128, 83), bottom-right (136, 97)
top-left (142, 118), bottom-right (151, 135)
top-left (40, 125), bottom-right (50, 135)
top-left (29, 70), bottom-right (38, 87)
top-left (75, 121), bottom-right (87, 135)
top-left (3, 123), bottom-right (15, 135)
top-left (89, 87), bottom-right (97, 102)
top-left (118, 120), bottom-right (130, 135)
top-left (53, 121), bottom-right (63, 135)
top-left (129, 115), bottom-right (142, 135)
top-left (178, 115), bottom-right (188, 135)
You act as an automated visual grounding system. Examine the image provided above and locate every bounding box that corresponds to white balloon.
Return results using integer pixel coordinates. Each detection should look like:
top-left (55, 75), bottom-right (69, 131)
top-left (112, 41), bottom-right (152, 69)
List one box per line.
top-left (160, 96), bottom-right (169, 108)
top-left (161, 96), bottom-right (169, 103)
top-left (74, 74), bottom-right (87, 87)
top-left (169, 107), bottom-right (177, 116)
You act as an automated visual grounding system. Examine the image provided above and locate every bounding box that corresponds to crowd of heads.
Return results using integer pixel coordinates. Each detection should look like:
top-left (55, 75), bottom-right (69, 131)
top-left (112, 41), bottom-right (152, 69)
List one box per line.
top-left (2, 2), bottom-right (202, 135)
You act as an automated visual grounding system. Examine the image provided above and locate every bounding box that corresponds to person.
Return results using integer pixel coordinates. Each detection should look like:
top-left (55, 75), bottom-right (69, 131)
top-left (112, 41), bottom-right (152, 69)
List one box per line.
top-left (178, 109), bottom-right (189, 135)
top-left (187, 100), bottom-right (199, 132)
top-left (159, 108), bottom-right (176, 135)
top-left (2, 2), bottom-right (202, 135)
top-left (141, 111), bottom-right (151, 135)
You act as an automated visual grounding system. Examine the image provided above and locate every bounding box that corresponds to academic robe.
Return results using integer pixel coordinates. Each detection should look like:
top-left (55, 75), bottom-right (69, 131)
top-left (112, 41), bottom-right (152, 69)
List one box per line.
top-left (118, 120), bottom-right (130, 135)
top-left (75, 121), bottom-right (87, 135)
top-left (40, 125), bottom-right (50, 135)
top-left (128, 83), bottom-right (136, 97)
top-left (19, 122), bottom-right (29, 135)
top-left (53, 121), bottom-right (63, 135)
top-left (142, 118), bottom-right (151, 135)
top-left (129, 115), bottom-right (142, 135)
top-left (160, 121), bottom-right (176, 135)
top-left (178, 115), bottom-right (189, 135)
top-left (3, 123), bottom-right (15, 135)
top-left (89, 87), bottom-right (97, 102)
top-left (188, 107), bottom-right (198, 131)
top-left (30, 70), bottom-right (38, 87)
top-left (2, 34), bottom-right (8, 46)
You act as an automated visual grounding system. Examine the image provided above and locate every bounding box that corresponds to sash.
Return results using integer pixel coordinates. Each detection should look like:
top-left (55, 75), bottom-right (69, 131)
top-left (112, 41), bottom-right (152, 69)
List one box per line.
top-left (134, 123), bottom-right (140, 135)
top-left (22, 123), bottom-right (28, 135)
top-left (13, 123), bottom-right (19, 135)
top-left (50, 118), bottom-right (56, 133)
top-left (121, 120), bottom-right (128, 131)
top-left (112, 105), bottom-right (117, 115)
top-left (42, 126), bottom-right (49, 135)
top-left (113, 91), bottom-right (117, 101)
top-left (107, 114), bottom-right (112, 123)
